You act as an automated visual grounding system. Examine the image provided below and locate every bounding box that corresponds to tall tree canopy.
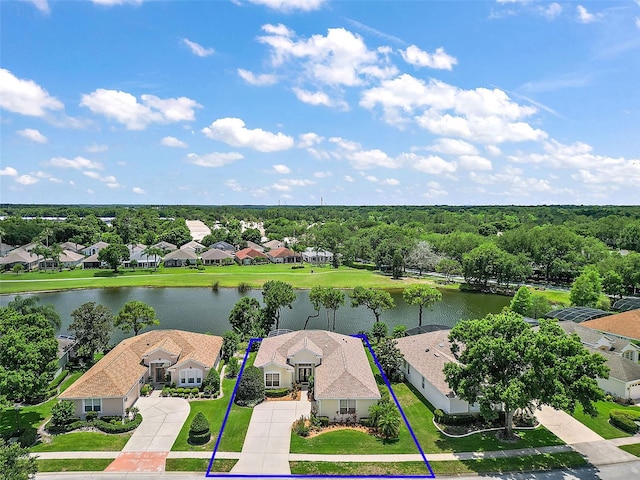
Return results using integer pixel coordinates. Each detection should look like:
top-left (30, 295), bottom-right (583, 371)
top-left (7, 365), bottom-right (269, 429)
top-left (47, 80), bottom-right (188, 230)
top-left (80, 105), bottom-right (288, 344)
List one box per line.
top-left (262, 280), bottom-right (296, 331)
top-left (570, 267), bottom-right (603, 308)
top-left (114, 300), bottom-right (159, 336)
top-left (444, 311), bottom-right (608, 438)
top-left (0, 439), bottom-right (38, 480)
top-left (97, 243), bottom-right (130, 272)
top-left (7, 295), bottom-right (61, 332)
top-left (69, 302), bottom-right (113, 362)
top-left (228, 297), bottom-right (264, 339)
top-left (307, 286), bottom-right (345, 331)
top-left (350, 286), bottom-right (395, 325)
top-left (402, 285), bottom-right (442, 326)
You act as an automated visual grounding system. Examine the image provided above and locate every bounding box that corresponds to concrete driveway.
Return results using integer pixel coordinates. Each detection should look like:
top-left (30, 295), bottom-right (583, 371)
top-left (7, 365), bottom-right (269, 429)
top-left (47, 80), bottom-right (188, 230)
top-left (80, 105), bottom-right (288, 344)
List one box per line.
top-left (105, 395), bottom-right (190, 473)
top-left (231, 398), bottom-right (311, 474)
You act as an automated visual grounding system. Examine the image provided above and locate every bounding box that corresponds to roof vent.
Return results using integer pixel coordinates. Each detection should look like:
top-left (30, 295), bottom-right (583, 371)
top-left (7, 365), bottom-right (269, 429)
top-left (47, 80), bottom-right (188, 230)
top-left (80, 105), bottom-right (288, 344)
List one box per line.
top-left (438, 343), bottom-right (445, 348)
top-left (425, 348), bottom-right (430, 352)
top-left (434, 353), bottom-right (440, 357)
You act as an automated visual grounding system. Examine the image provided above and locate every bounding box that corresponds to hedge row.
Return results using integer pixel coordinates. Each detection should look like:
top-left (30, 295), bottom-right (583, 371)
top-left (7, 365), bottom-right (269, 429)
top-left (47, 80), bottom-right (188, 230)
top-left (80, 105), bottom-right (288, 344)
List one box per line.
top-left (45, 414), bottom-right (143, 434)
top-left (265, 388), bottom-right (290, 398)
top-left (610, 409), bottom-right (640, 434)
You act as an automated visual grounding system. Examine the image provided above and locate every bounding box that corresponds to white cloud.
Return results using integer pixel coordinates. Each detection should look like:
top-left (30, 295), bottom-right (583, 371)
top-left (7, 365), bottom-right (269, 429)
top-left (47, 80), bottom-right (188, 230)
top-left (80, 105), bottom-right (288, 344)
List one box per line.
top-left (365, 175), bottom-right (378, 182)
top-left (202, 117), bottom-right (294, 152)
top-left (577, 5), bottom-right (599, 23)
top-left (132, 187), bottom-right (146, 194)
top-left (86, 143), bottom-right (108, 153)
top-left (246, 0), bottom-right (326, 12)
top-left (225, 179), bottom-right (243, 192)
top-left (423, 181), bottom-right (448, 198)
top-left (80, 89), bottom-right (201, 130)
top-left (45, 156), bottom-right (103, 170)
top-left (298, 132), bottom-right (324, 148)
top-left (83, 171), bottom-right (120, 188)
top-left (470, 167), bottom-right (555, 195)
top-left (349, 149), bottom-right (402, 169)
top-left (271, 178), bottom-right (314, 191)
top-left (636, 17), bottom-right (640, 29)
top-left (21, 0), bottom-right (50, 14)
top-left (49, 177), bottom-right (63, 183)
top-left (15, 175), bottom-right (39, 185)
top-left (458, 154), bottom-right (493, 171)
top-left (313, 171), bottom-right (332, 178)
top-left (428, 138), bottom-right (478, 156)
top-left (0, 167), bottom-right (18, 176)
top-left (272, 164), bottom-right (291, 174)
top-left (17, 128), bottom-right (47, 143)
top-left (0, 69), bottom-right (63, 117)
top-left (401, 153), bottom-right (457, 175)
top-left (293, 88), bottom-right (348, 109)
top-left (485, 145), bottom-right (502, 156)
top-left (186, 152), bottom-right (244, 168)
top-left (400, 45), bottom-right (457, 70)
top-left (182, 38), bottom-right (214, 57)
top-left (344, 175), bottom-right (354, 183)
top-left (381, 178), bottom-right (400, 186)
top-left (91, 0), bottom-right (144, 5)
top-left (541, 2), bottom-right (562, 20)
top-left (237, 69), bottom-right (278, 86)
top-left (161, 136), bottom-right (188, 148)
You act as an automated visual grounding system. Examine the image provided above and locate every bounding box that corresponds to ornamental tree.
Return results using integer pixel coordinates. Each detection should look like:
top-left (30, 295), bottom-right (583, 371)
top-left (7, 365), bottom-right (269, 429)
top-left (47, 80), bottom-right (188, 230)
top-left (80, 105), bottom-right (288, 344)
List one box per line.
top-left (374, 337), bottom-right (404, 379)
top-left (403, 284), bottom-right (442, 326)
top-left (114, 300), bottom-right (159, 336)
top-left (350, 286), bottom-right (395, 326)
top-left (235, 365), bottom-right (264, 407)
top-left (570, 267), bottom-right (603, 307)
top-left (262, 280), bottom-right (296, 331)
top-left (228, 297), bottom-right (264, 339)
top-left (69, 302), bottom-right (113, 362)
top-left (444, 311), bottom-right (608, 438)
top-left (97, 243), bottom-right (130, 272)
top-left (509, 286), bottom-right (533, 317)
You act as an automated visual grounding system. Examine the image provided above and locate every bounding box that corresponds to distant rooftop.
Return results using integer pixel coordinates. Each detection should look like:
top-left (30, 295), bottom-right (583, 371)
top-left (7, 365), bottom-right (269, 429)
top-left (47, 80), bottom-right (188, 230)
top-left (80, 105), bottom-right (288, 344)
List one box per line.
top-left (545, 307), bottom-right (611, 323)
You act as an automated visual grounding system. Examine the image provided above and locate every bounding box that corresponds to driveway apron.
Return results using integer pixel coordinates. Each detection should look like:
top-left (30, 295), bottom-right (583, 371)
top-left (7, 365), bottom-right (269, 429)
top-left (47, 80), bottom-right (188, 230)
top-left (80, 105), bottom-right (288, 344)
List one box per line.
top-left (105, 395), bottom-right (190, 473)
top-left (231, 396), bottom-right (311, 474)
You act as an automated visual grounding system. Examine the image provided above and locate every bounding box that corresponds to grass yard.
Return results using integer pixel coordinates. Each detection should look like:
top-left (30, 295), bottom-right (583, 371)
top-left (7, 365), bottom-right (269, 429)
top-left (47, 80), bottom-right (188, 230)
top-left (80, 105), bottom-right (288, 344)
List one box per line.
top-left (32, 431), bottom-right (132, 452)
top-left (571, 401), bottom-right (640, 439)
top-left (619, 443), bottom-right (640, 457)
top-left (165, 458), bottom-right (237, 472)
top-left (36, 458), bottom-right (113, 472)
top-left (0, 263), bottom-right (430, 294)
top-left (290, 426), bottom-right (419, 454)
top-left (172, 376), bottom-right (251, 451)
top-left (0, 397), bottom-right (58, 438)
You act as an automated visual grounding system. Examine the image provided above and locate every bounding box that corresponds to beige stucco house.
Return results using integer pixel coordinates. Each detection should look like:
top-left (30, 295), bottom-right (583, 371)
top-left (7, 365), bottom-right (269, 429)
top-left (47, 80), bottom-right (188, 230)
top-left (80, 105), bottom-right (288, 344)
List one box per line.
top-left (254, 330), bottom-right (381, 421)
top-left (60, 330), bottom-right (222, 418)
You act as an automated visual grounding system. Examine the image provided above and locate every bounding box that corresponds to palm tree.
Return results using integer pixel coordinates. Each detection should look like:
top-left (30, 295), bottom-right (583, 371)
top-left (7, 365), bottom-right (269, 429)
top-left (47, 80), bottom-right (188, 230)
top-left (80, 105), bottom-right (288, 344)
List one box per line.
top-left (41, 227), bottom-right (54, 247)
top-left (31, 241), bottom-right (46, 271)
top-left (143, 246), bottom-right (163, 271)
top-left (50, 244), bottom-right (63, 271)
top-left (8, 295), bottom-right (62, 331)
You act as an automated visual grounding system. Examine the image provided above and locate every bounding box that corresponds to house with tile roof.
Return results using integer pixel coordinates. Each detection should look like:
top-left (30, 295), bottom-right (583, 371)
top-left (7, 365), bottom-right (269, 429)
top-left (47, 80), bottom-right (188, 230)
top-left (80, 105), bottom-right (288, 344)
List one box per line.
top-left (302, 247), bottom-right (333, 265)
top-left (262, 239), bottom-right (285, 250)
top-left (163, 248), bottom-right (198, 267)
top-left (152, 240), bottom-right (177, 253)
top-left (81, 253), bottom-right (102, 269)
top-left (59, 241), bottom-right (85, 253)
top-left (201, 248), bottom-right (234, 266)
top-left (395, 330), bottom-right (481, 414)
top-left (60, 330), bottom-right (222, 418)
top-left (82, 241), bottom-right (109, 257)
top-left (235, 247), bottom-right (268, 265)
top-left (180, 240), bottom-right (206, 254)
top-left (266, 247), bottom-right (302, 264)
top-left (556, 321), bottom-right (640, 400)
top-left (254, 330), bottom-right (381, 421)
top-left (580, 309), bottom-right (640, 342)
top-left (0, 247), bottom-right (39, 271)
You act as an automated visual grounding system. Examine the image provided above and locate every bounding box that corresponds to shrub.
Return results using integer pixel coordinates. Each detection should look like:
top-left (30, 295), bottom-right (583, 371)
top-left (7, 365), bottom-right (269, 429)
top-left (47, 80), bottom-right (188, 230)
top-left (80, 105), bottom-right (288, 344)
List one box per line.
top-left (191, 387), bottom-right (199, 396)
top-left (188, 412), bottom-right (211, 445)
top-left (434, 409), bottom-right (445, 422)
top-left (201, 368), bottom-right (220, 394)
top-left (226, 356), bottom-right (240, 378)
top-left (86, 411), bottom-right (99, 422)
top-left (610, 410), bottom-right (640, 434)
top-left (51, 400), bottom-right (76, 427)
top-left (235, 366), bottom-right (264, 407)
top-left (222, 331), bottom-right (240, 362)
top-left (95, 414), bottom-right (142, 433)
top-left (140, 384), bottom-right (153, 396)
top-left (177, 388), bottom-right (185, 394)
top-left (161, 387), bottom-right (170, 397)
top-left (368, 398), bottom-right (401, 439)
top-left (237, 282), bottom-right (252, 294)
top-left (291, 265), bottom-right (305, 269)
top-left (211, 281), bottom-right (220, 291)
top-left (293, 416), bottom-right (310, 437)
top-left (18, 428), bottom-right (37, 447)
top-left (265, 388), bottom-right (290, 398)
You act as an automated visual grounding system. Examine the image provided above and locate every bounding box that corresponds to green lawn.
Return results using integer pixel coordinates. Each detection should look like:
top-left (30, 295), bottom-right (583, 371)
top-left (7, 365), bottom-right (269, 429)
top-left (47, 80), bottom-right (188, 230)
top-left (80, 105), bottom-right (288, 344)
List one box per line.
top-left (0, 397), bottom-right (58, 437)
top-left (290, 427), bottom-right (419, 454)
top-left (0, 263), bottom-right (431, 294)
top-left (36, 458), bottom-right (113, 472)
top-left (32, 431), bottom-right (132, 452)
top-left (165, 458), bottom-right (237, 472)
top-left (619, 443), bottom-right (640, 457)
top-left (571, 401), bottom-right (640, 439)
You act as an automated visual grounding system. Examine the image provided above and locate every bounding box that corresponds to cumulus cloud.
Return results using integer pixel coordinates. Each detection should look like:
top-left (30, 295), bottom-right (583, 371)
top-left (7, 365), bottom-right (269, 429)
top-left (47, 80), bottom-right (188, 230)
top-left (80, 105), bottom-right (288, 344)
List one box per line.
top-left (246, 0), bottom-right (326, 12)
top-left (400, 153), bottom-right (457, 175)
top-left (132, 187), bottom-right (146, 194)
top-left (541, 2), bottom-right (562, 20)
top-left (83, 171), bottom-right (120, 188)
top-left (225, 179), bottom-right (243, 192)
top-left (0, 167), bottom-right (18, 176)
top-left (86, 143), bottom-right (108, 153)
top-left (161, 136), bottom-right (188, 148)
top-left (271, 178), bottom-right (314, 191)
top-left (186, 152), bottom-right (244, 168)
top-left (428, 138), bottom-right (478, 156)
top-left (237, 69), bottom-right (278, 86)
top-left (458, 154), bottom-right (493, 171)
top-left (21, 0), bottom-right (50, 14)
top-left (381, 178), bottom-right (400, 186)
top-left (80, 89), bottom-right (201, 130)
top-left (344, 175), bottom-right (354, 183)
top-left (298, 132), bottom-right (324, 148)
top-left (400, 45), bottom-right (457, 70)
top-left (272, 164), bottom-right (291, 174)
top-left (313, 171), bottom-right (332, 178)
top-left (15, 175), bottom-right (39, 185)
top-left (202, 117), bottom-right (294, 152)
top-left (293, 88), bottom-right (348, 109)
top-left (17, 128), bottom-right (47, 143)
top-left (182, 38), bottom-right (214, 57)
top-left (577, 5), bottom-right (599, 23)
top-left (45, 156), bottom-right (103, 170)
top-left (423, 181), bottom-right (448, 198)
top-left (0, 68), bottom-right (63, 117)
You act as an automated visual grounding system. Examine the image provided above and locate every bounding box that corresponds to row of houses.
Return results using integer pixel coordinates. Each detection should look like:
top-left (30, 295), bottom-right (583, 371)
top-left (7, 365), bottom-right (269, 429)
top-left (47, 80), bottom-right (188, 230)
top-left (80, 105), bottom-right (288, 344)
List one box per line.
top-left (0, 237), bottom-right (334, 271)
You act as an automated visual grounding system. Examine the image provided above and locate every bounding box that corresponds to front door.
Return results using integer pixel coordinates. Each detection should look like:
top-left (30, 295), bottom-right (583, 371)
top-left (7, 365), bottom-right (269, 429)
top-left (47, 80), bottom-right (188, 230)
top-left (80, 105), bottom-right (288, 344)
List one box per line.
top-left (155, 366), bottom-right (165, 383)
top-left (298, 367), bottom-right (312, 383)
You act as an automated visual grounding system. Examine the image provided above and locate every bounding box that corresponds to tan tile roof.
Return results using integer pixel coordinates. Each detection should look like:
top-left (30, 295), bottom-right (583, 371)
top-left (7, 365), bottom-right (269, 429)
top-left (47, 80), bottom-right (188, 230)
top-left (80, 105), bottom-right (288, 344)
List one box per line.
top-left (395, 330), bottom-right (458, 397)
top-left (0, 248), bottom-right (37, 265)
top-left (255, 330), bottom-right (380, 400)
top-left (201, 248), bottom-right (234, 260)
top-left (60, 330), bottom-right (222, 399)
top-left (581, 309), bottom-right (640, 341)
top-left (267, 247), bottom-right (300, 259)
top-left (163, 248), bottom-right (198, 260)
top-left (588, 348), bottom-right (640, 383)
top-left (235, 248), bottom-right (267, 260)
top-left (144, 337), bottom-right (182, 357)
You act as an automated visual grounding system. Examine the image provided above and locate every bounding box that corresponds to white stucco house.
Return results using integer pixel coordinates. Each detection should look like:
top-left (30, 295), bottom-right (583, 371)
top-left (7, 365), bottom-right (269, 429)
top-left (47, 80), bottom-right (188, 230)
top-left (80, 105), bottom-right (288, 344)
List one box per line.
top-left (60, 330), bottom-right (222, 418)
top-left (254, 330), bottom-right (381, 421)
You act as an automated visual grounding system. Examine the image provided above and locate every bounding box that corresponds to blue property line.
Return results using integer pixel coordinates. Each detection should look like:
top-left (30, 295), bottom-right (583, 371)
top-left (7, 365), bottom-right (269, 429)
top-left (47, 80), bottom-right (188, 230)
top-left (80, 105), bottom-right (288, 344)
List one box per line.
top-left (206, 334), bottom-right (436, 478)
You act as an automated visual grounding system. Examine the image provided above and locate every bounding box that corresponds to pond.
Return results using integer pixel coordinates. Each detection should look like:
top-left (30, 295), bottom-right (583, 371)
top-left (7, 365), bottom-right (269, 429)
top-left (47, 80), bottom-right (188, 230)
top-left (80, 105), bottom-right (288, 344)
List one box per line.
top-left (1, 287), bottom-right (510, 343)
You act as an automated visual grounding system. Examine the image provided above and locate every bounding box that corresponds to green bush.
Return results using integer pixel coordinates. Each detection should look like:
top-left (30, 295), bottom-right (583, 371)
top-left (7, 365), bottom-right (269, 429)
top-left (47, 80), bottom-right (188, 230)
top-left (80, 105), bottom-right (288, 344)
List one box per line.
top-left (95, 414), bottom-right (142, 433)
top-left (265, 388), bottom-right (290, 398)
top-left (86, 411), bottom-right (98, 422)
top-left (293, 416), bottom-right (310, 437)
top-left (188, 412), bottom-right (211, 445)
top-left (235, 366), bottom-right (264, 407)
top-left (140, 384), bottom-right (153, 396)
top-left (201, 368), bottom-right (220, 393)
top-left (222, 331), bottom-right (240, 362)
top-left (191, 387), bottom-right (199, 395)
top-left (226, 357), bottom-right (240, 378)
top-left (51, 400), bottom-right (76, 427)
top-left (610, 410), bottom-right (640, 434)
top-left (18, 428), bottom-right (37, 447)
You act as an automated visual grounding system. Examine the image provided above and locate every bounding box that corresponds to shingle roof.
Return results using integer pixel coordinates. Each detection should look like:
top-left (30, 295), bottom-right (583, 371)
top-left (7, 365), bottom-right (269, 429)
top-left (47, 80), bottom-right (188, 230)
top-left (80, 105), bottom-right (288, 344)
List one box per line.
top-left (255, 330), bottom-right (380, 400)
top-left (556, 321), bottom-right (632, 353)
top-left (201, 248), bottom-right (234, 260)
top-left (580, 309), bottom-right (640, 341)
top-left (60, 250), bottom-right (84, 263)
top-left (395, 330), bottom-right (458, 398)
top-left (589, 348), bottom-right (640, 383)
top-left (263, 240), bottom-right (285, 249)
top-left (180, 240), bottom-right (205, 251)
top-left (0, 248), bottom-right (37, 265)
top-left (153, 241), bottom-right (177, 251)
top-left (235, 247), bottom-right (267, 260)
top-left (164, 248), bottom-right (198, 260)
top-left (60, 330), bottom-right (222, 399)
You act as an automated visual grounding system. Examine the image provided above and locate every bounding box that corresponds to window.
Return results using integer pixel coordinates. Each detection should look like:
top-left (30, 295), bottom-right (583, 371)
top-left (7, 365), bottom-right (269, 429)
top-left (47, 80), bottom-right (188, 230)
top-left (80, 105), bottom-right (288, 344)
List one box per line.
top-left (179, 368), bottom-right (203, 386)
top-left (339, 399), bottom-right (356, 415)
top-left (84, 398), bottom-right (101, 413)
top-left (265, 373), bottom-right (280, 387)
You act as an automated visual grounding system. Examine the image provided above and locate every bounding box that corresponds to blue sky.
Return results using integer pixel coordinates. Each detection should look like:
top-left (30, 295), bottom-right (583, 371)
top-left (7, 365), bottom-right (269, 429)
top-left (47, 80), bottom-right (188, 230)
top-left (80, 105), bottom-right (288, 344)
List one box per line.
top-left (1, 0), bottom-right (638, 206)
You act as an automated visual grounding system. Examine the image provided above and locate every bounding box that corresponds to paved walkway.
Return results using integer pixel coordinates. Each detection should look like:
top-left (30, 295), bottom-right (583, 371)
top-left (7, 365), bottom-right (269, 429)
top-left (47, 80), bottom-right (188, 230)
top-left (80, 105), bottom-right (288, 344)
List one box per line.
top-left (536, 405), bottom-right (639, 466)
top-left (230, 394), bottom-right (311, 475)
top-left (104, 395), bottom-right (190, 473)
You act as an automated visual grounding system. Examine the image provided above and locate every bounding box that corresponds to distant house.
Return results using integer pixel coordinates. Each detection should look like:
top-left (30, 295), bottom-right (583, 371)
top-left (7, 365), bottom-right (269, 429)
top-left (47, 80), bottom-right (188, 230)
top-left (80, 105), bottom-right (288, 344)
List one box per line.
top-left (234, 247), bottom-right (268, 265)
top-left (580, 309), bottom-right (640, 342)
top-left (266, 247), bottom-right (302, 264)
top-left (123, 250), bottom-right (161, 269)
top-left (55, 335), bottom-right (77, 377)
top-left (58, 250), bottom-right (85, 269)
top-left (395, 330), bottom-right (482, 415)
top-left (163, 248), bottom-right (198, 267)
top-left (246, 241), bottom-right (265, 253)
top-left (82, 241), bottom-right (109, 257)
top-left (201, 248), bottom-right (234, 266)
top-left (302, 247), bottom-right (333, 265)
top-left (59, 241), bottom-right (85, 253)
top-left (0, 248), bottom-right (39, 271)
top-left (0, 242), bottom-right (16, 256)
top-left (210, 241), bottom-right (236, 253)
top-left (263, 239), bottom-right (285, 250)
top-left (557, 321), bottom-right (640, 400)
top-left (59, 330), bottom-right (222, 418)
top-left (81, 253), bottom-right (102, 269)
top-left (180, 240), bottom-right (206, 254)
top-left (153, 241), bottom-right (177, 253)
top-left (255, 330), bottom-right (381, 421)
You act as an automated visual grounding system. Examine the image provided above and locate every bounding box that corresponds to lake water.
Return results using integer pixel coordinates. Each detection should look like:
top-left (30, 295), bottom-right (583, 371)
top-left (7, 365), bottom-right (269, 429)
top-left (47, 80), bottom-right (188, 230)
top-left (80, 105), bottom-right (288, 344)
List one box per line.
top-left (0, 287), bottom-right (510, 343)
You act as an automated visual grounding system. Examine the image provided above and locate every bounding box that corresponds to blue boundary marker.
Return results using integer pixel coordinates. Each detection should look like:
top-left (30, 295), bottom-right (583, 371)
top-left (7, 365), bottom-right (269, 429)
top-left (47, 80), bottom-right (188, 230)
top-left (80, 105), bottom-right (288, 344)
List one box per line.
top-left (206, 334), bottom-right (436, 478)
